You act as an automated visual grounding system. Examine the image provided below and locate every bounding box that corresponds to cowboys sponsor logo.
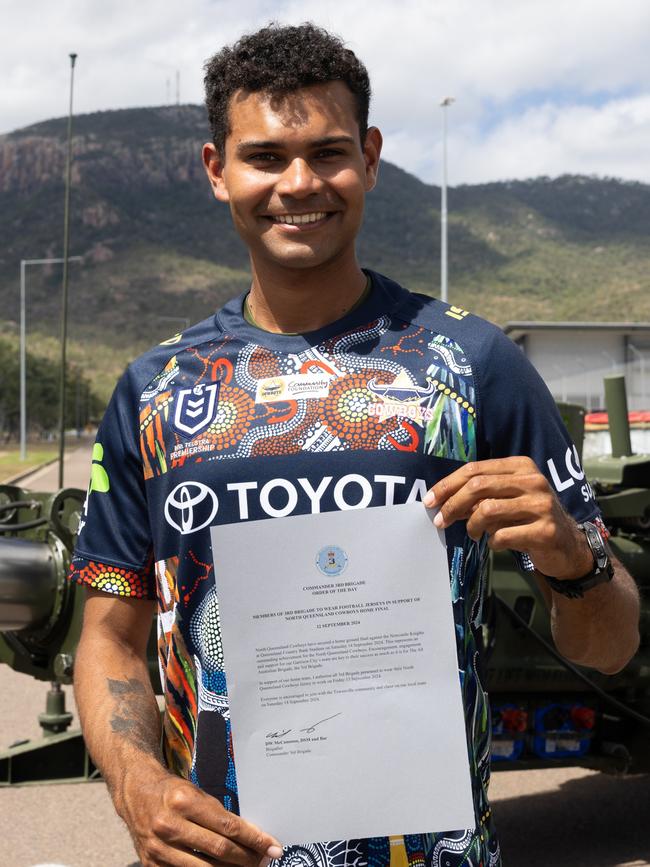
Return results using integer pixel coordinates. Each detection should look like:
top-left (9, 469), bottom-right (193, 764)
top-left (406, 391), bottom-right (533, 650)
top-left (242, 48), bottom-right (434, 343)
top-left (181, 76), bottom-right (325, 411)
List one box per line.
top-left (367, 372), bottom-right (437, 424)
top-left (164, 482), bottom-right (219, 534)
top-left (255, 373), bottom-right (331, 404)
top-left (367, 373), bottom-right (435, 403)
top-left (257, 377), bottom-right (285, 402)
top-left (368, 400), bottom-right (435, 424)
top-left (173, 382), bottom-right (221, 437)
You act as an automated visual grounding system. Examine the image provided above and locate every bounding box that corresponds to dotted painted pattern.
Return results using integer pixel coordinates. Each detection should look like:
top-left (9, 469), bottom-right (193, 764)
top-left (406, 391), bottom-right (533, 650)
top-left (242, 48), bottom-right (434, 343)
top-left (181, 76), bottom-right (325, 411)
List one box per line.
top-left (139, 394), bottom-right (174, 432)
top-left (69, 558), bottom-right (154, 599)
top-left (190, 587), bottom-right (224, 673)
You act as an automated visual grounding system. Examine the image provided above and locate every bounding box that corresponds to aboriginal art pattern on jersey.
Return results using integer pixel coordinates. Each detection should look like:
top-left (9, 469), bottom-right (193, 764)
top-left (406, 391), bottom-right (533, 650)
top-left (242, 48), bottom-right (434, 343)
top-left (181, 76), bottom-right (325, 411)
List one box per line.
top-left (138, 318), bottom-right (477, 480)
top-left (71, 558), bottom-right (153, 598)
top-left (133, 316), bottom-right (500, 866)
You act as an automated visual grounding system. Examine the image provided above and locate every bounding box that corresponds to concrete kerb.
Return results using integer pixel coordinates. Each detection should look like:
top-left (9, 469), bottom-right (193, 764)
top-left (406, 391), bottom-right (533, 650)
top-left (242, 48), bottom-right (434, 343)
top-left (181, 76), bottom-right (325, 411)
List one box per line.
top-left (3, 456), bottom-right (60, 486)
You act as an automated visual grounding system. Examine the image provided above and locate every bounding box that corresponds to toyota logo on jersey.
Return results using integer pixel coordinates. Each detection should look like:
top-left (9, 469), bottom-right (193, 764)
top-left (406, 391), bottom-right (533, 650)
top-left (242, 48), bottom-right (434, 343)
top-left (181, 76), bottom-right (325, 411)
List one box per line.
top-left (173, 382), bottom-right (221, 437)
top-left (164, 482), bottom-right (219, 534)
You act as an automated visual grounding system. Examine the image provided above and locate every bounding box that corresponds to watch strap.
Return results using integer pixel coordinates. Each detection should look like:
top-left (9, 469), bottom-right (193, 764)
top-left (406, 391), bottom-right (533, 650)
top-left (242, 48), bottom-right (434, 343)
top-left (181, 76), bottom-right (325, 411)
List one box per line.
top-left (540, 520), bottom-right (614, 599)
top-left (542, 567), bottom-right (613, 599)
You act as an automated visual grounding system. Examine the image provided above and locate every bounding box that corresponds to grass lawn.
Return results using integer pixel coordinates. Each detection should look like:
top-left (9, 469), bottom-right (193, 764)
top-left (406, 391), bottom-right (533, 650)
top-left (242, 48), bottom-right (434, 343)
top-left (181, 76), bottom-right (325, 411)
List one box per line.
top-left (0, 445), bottom-right (59, 483)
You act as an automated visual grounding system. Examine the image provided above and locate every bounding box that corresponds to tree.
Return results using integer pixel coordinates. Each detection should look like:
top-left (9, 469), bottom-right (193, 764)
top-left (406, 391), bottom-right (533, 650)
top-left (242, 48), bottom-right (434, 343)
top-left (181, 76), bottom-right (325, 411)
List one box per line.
top-left (0, 338), bottom-right (103, 439)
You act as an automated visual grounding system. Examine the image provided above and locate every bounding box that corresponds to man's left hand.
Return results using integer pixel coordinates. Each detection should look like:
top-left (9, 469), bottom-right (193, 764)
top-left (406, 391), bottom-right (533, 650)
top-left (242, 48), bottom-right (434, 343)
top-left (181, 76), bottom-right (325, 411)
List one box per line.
top-left (423, 456), bottom-right (593, 581)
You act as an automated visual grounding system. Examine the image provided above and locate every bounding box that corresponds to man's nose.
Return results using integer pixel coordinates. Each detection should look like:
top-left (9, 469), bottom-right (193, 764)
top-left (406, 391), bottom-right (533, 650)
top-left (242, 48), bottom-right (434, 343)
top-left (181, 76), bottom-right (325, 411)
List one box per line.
top-left (275, 157), bottom-right (323, 198)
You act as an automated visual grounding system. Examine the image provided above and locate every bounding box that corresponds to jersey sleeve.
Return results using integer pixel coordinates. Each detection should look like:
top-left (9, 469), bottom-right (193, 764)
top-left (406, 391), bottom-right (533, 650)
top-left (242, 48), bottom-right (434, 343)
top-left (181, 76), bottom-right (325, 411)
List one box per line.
top-left (68, 366), bottom-right (155, 599)
top-left (475, 328), bottom-right (604, 569)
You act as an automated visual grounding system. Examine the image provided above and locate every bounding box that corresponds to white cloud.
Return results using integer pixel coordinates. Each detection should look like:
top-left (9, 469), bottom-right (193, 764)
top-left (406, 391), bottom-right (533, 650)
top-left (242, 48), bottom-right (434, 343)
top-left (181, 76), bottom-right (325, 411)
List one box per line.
top-left (1, 0), bottom-right (649, 184)
top-left (448, 95), bottom-right (650, 184)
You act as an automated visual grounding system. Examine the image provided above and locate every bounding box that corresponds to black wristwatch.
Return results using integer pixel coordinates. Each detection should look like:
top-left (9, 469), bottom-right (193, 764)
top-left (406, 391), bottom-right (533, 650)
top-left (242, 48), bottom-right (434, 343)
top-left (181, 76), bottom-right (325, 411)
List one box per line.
top-left (541, 521), bottom-right (614, 599)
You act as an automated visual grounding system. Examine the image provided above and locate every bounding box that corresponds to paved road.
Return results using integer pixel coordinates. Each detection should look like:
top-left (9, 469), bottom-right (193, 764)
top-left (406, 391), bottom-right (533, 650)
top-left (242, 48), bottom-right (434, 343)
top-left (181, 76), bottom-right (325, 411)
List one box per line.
top-left (14, 439), bottom-right (94, 493)
top-left (1, 447), bottom-right (649, 865)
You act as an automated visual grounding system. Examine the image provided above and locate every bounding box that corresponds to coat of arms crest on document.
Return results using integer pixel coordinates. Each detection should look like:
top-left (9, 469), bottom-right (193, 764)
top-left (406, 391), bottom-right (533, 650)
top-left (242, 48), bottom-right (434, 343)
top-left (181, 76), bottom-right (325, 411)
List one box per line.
top-left (316, 545), bottom-right (348, 577)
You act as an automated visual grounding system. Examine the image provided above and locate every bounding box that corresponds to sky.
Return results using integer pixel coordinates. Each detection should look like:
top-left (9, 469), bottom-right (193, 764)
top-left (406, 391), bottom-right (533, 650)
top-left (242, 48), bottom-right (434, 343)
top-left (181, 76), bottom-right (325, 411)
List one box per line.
top-left (2, 0), bottom-right (650, 186)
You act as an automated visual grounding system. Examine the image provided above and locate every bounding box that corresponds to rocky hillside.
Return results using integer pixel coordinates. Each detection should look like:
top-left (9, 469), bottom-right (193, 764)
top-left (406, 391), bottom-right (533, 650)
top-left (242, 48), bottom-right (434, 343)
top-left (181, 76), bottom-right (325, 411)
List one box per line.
top-left (2, 105), bottom-right (649, 401)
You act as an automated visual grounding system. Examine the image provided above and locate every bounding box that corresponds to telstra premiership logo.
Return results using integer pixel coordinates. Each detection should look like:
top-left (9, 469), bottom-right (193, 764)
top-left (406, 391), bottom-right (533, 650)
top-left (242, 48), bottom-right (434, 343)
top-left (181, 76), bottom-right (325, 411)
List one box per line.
top-left (164, 482), bottom-right (219, 534)
top-left (173, 382), bottom-right (221, 437)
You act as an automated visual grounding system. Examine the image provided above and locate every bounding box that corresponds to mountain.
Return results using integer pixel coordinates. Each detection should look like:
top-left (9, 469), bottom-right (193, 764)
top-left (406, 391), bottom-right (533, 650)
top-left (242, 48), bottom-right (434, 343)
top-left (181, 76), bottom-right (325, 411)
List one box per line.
top-left (2, 104), bottom-right (649, 402)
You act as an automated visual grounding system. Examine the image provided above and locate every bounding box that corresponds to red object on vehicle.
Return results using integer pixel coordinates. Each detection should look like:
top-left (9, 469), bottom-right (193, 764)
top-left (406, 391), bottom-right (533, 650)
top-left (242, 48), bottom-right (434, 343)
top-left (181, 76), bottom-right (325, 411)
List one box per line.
top-left (570, 706), bottom-right (596, 730)
top-left (586, 411), bottom-right (650, 426)
top-left (500, 708), bottom-right (528, 733)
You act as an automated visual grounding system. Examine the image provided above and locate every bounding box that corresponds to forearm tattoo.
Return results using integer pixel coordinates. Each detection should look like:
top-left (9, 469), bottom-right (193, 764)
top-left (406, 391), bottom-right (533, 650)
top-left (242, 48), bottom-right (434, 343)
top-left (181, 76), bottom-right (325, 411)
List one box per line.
top-left (107, 677), bottom-right (161, 759)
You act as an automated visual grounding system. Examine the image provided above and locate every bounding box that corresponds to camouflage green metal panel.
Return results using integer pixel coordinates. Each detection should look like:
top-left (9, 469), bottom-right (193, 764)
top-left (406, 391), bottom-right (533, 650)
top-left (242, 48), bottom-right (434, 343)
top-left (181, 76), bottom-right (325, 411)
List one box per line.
top-left (555, 402), bottom-right (586, 463)
top-left (0, 483), bottom-right (162, 786)
top-left (585, 454), bottom-right (650, 488)
top-left (486, 536), bottom-right (650, 691)
top-left (487, 377), bottom-right (650, 773)
top-left (585, 376), bottom-right (650, 488)
top-left (0, 483), bottom-right (161, 690)
top-left (0, 485), bottom-right (84, 683)
top-left (486, 535), bottom-right (650, 773)
top-left (604, 375), bottom-right (632, 458)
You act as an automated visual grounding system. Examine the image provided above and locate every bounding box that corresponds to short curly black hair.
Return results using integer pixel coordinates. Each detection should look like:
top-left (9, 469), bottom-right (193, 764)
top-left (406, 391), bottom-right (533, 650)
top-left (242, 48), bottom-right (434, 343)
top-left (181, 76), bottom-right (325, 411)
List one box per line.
top-left (204, 23), bottom-right (371, 154)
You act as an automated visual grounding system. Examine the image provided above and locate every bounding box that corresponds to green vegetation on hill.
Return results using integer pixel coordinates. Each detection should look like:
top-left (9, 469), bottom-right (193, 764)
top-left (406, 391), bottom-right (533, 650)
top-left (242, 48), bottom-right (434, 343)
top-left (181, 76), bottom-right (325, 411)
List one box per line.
top-left (2, 104), bottom-right (649, 409)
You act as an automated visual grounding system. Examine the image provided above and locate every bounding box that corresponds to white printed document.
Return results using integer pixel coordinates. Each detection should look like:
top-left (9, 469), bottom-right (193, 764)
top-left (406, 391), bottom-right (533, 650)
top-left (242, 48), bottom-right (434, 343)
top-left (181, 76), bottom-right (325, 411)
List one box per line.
top-left (210, 502), bottom-right (474, 844)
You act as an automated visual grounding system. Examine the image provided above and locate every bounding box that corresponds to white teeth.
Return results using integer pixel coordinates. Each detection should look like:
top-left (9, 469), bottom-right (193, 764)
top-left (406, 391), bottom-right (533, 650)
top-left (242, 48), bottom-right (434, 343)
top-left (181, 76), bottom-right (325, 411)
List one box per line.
top-left (275, 212), bottom-right (327, 225)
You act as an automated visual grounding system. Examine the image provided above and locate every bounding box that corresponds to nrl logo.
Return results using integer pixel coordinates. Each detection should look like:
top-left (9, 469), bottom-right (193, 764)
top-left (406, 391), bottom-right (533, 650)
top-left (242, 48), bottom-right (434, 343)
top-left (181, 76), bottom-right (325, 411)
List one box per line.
top-left (173, 382), bottom-right (221, 438)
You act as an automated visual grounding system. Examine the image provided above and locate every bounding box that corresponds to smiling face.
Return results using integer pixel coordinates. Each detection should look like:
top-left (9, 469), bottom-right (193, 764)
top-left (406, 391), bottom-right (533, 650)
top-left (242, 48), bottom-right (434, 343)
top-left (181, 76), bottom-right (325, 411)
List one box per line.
top-left (203, 81), bottom-right (382, 276)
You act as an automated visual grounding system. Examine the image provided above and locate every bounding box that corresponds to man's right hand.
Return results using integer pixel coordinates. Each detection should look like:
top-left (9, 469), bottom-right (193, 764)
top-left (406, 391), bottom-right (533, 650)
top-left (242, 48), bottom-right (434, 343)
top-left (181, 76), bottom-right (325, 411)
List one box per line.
top-left (120, 763), bottom-right (284, 867)
top-left (73, 591), bottom-right (284, 867)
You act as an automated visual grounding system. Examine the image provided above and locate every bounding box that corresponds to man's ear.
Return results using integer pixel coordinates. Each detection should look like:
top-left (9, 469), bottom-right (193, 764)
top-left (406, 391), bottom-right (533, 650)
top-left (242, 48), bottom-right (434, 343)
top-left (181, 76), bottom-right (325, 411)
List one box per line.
top-left (202, 143), bottom-right (229, 203)
top-left (363, 126), bottom-right (383, 192)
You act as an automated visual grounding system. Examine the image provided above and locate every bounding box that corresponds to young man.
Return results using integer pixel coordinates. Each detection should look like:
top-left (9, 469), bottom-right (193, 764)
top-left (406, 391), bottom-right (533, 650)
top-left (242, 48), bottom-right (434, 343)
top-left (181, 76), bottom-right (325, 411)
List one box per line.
top-left (71, 23), bottom-right (639, 867)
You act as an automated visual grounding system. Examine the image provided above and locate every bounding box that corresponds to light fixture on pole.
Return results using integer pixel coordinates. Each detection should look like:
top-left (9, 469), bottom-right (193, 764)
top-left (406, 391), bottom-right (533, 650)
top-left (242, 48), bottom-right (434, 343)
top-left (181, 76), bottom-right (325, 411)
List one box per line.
top-left (58, 52), bottom-right (77, 489)
top-left (440, 96), bottom-right (455, 304)
top-left (19, 257), bottom-right (82, 462)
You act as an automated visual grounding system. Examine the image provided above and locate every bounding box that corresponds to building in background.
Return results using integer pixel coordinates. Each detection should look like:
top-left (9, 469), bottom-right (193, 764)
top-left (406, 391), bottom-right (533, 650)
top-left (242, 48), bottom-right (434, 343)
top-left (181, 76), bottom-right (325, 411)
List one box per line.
top-left (504, 322), bottom-right (650, 412)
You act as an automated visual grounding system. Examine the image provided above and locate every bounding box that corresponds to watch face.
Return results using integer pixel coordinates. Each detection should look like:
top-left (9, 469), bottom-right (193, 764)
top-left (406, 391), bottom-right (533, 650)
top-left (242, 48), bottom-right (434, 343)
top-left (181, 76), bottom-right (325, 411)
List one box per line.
top-left (543, 521), bottom-right (613, 597)
top-left (582, 520), bottom-right (612, 574)
top-left (583, 521), bottom-right (607, 566)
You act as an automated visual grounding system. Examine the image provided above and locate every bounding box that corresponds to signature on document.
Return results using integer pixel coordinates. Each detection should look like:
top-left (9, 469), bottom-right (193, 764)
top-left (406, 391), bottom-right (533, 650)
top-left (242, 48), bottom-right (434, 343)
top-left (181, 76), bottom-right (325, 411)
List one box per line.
top-left (266, 712), bottom-right (342, 739)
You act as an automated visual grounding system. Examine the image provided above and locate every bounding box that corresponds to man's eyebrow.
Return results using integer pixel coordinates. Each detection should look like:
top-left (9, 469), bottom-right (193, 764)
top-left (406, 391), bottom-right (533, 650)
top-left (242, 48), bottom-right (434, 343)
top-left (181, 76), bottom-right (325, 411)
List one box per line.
top-left (236, 140), bottom-right (278, 153)
top-left (311, 136), bottom-right (357, 147)
top-left (236, 135), bottom-right (356, 154)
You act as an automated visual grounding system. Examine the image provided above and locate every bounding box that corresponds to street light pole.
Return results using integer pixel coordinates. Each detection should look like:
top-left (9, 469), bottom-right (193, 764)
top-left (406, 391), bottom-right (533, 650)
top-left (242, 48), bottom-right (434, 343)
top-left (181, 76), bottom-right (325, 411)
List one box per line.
top-left (19, 257), bottom-right (82, 461)
top-left (20, 259), bottom-right (27, 462)
top-left (58, 52), bottom-right (77, 489)
top-left (440, 97), bottom-right (455, 304)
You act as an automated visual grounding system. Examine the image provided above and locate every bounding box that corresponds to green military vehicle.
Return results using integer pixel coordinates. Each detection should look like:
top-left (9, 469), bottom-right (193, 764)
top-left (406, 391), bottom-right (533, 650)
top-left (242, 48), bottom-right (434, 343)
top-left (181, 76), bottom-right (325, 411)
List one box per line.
top-left (487, 375), bottom-right (650, 774)
top-left (1, 376), bottom-right (648, 785)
